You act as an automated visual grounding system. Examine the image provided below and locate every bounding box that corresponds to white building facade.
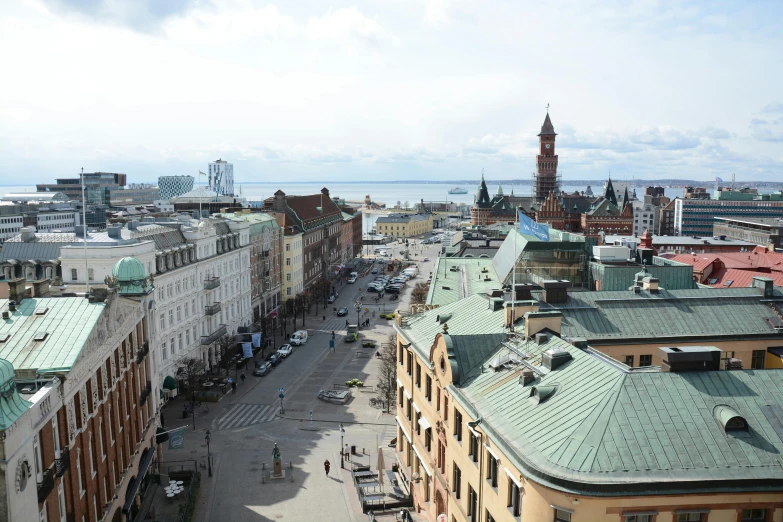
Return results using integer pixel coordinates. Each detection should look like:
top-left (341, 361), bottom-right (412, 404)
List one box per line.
top-left (207, 159), bottom-right (234, 197)
top-left (632, 195), bottom-right (660, 237)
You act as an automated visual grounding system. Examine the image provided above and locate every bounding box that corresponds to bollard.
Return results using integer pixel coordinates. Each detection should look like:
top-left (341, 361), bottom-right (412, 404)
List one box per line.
top-left (289, 461), bottom-right (293, 469)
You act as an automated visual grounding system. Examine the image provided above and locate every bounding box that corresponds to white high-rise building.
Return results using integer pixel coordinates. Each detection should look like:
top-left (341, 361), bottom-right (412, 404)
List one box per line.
top-left (208, 159), bottom-right (234, 197)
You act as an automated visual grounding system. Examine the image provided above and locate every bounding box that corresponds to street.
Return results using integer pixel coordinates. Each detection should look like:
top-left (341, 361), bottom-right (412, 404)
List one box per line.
top-left (161, 238), bottom-right (443, 522)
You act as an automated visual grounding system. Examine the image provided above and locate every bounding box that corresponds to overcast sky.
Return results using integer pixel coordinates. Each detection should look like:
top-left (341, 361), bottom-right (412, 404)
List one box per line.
top-left (1, 0), bottom-right (781, 184)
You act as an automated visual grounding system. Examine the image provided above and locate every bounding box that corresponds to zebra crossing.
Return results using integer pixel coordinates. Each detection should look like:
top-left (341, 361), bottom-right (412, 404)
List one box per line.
top-left (380, 425), bottom-right (396, 447)
top-left (216, 403), bottom-right (278, 430)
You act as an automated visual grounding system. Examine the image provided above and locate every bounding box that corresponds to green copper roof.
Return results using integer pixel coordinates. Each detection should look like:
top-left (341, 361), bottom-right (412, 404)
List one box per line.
top-left (395, 294), bottom-right (506, 366)
top-left (0, 359), bottom-right (32, 429)
top-left (215, 212), bottom-right (279, 236)
top-left (0, 297), bottom-right (105, 372)
top-left (426, 257), bottom-right (500, 305)
top-left (536, 287), bottom-right (783, 342)
top-left (112, 257), bottom-right (149, 296)
top-left (448, 329), bottom-right (783, 496)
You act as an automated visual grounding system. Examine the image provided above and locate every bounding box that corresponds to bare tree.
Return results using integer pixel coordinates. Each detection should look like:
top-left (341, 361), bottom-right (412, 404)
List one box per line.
top-left (216, 333), bottom-right (234, 373)
top-left (411, 282), bottom-right (429, 305)
top-left (176, 356), bottom-right (207, 413)
top-left (376, 334), bottom-right (398, 413)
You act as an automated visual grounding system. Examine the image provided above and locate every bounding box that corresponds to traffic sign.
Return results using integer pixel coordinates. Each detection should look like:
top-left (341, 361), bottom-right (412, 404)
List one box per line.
top-left (279, 393), bottom-right (284, 399)
top-left (278, 387), bottom-right (284, 393)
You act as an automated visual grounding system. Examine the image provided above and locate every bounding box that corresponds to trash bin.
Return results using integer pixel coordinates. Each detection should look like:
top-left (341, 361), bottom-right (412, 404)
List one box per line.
top-left (351, 445), bottom-right (356, 455)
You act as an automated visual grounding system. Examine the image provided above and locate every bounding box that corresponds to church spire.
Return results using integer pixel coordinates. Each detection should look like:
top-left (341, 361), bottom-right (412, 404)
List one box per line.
top-left (603, 177), bottom-right (618, 207)
top-left (475, 169), bottom-right (491, 208)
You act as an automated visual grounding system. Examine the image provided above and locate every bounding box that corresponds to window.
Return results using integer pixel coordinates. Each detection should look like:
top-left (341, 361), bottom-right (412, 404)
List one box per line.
top-left (741, 509), bottom-right (767, 521)
top-left (168, 310), bottom-right (173, 325)
top-left (52, 416), bottom-right (61, 457)
top-left (467, 485), bottom-right (478, 522)
top-left (159, 314), bottom-right (165, 331)
top-left (33, 434), bottom-right (43, 481)
top-left (57, 480), bottom-right (66, 521)
top-left (286, 257), bottom-right (291, 266)
top-left (407, 398), bottom-right (412, 421)
top-left (454, 410), bottom-right (462, 441)
top-left (425, 428), bottom-right (432, 452)
top-left (486, 510), bottom-right (495, 522)
top-left (452, 463), bottom-right (461, 499)
top-left (177, 306), bottom-right (181, 321)
top-left (399, 344), bottom-right (404, 365)
top-left (76, 448), bottom-right (85, 497)
top-left (436, 388), bottom-right (441, 411)
top-left (71, 268), bottom-right (78, 281)
top-left (554, 508), bottom-right (572, 522)
top-left (625, 355), bottom-right (634, 367)
top-left (444, 397), bottom-right (448, 421)
top-left (415, 363), bottom-right (421, 388)
top-left (425, 376), bottom-right (432, 401)
top-left (469, 432), bottom-right (479, 462)
top-left (416, 412), bottom-right (421, 436)
top-left (624, 515), bottom-right (653, 522)
top-left (407, 352), bottom-right (413, 376)
top-left (88, 268), bottom-right (94, 281)
top-left (751, 350), bottom-right (766, 369)
top-left (639, 354), bottom-right (652, 367)
top-left (676, 514), bottom-right (706, 522)
top-left (508, 478), bottom-right (522, 517)
top-left (486, 450), bottom-right (498, 488)
top-left (162, 342), bottom-right (167, 361)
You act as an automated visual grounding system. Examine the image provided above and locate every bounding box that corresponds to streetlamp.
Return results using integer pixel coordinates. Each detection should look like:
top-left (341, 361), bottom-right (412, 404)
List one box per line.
top-left (340, 423), bottom-right (345, 468)
top-left (205, 430), bottom-right (212, 477)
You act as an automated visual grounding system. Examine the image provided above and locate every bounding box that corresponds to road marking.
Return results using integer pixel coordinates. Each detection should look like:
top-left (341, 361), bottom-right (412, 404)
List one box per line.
top-left (217, 403), bottom-right (277, 430)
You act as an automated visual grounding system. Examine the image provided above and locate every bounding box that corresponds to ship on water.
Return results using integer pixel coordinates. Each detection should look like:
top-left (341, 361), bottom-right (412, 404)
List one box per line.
top-left (448, 186), bottom-right (468, 194)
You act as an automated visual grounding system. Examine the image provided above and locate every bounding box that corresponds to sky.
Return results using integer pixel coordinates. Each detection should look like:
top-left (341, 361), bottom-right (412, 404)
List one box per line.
top-left (1, 0), bottom-right (782, 184)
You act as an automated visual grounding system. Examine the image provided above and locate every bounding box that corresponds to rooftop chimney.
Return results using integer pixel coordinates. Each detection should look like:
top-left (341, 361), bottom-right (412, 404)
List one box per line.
top-left (659, 346), bottom-right (721, 372)
top-left (642, 277), bottom-right (660, 293)
top-left (7, 278), bottom-right (28, 303)
top-left (524, 310), bottom-right (563, 338)
top-left (504, 299), bottom-right (539, 328)
top-left (514, 283), bottom-right (534, 301)
top-left (519, 369), bottom-right (536, 386)
top-left (541, 280), bottom-right (571, 304)
top-left (32, 279), bottom-right (51, 297)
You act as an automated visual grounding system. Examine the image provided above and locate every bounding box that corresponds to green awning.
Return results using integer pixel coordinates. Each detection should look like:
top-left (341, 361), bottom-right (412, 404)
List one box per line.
top-left (163, 376), bottom-right (177, 390)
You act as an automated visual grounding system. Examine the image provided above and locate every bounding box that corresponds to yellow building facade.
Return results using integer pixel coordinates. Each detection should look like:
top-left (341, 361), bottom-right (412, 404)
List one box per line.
top-left (376, 213), bottom-right (434, 238)
top-left (282, 232), bottom-right (303, 299)
top-left (393, 295), bottom-right (783, 522)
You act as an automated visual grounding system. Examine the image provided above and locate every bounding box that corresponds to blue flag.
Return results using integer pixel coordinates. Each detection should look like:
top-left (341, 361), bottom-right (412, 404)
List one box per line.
top-left (251, 333), bottom-right (261, 348)
top-left (242, 343), bottom-right (253, 358)
top-left (519, 212), bottom-right (549, 242)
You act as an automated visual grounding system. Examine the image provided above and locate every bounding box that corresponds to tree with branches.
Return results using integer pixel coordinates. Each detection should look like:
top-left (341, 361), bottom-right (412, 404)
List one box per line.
top-left (216, 333), bottom-right (234, 373)
top-left (376, 334), bottom-right (398, 413)
top-left (411, 282), bottom-right (429, 305)
top-left (176, 356), bottom-right (206, 414)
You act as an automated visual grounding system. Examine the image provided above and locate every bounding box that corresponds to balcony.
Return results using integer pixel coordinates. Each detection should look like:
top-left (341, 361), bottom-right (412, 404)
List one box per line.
top-left (204, 302), bottom-right (222, 316)
top-left (37, 467), bottom-right (55, 503)
top-left (204, 277), bottom-right (221, 290)
top-left (200, 324), bottom-right (227, 345)
top-left (55, 447), bottom-right (70, 477)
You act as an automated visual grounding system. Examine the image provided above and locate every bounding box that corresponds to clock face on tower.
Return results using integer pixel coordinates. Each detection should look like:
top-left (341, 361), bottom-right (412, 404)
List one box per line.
top-left (545, 144), bottom-right (551, 149)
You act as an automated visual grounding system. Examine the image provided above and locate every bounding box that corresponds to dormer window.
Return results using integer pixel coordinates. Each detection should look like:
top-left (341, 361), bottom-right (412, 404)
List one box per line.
top-left (714, 405), bottom-right (748, 432)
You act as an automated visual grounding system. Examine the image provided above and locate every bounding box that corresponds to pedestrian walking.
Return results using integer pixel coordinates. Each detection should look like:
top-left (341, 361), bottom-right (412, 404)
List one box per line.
top-left (231, 381), bottom-right (237, 394)
top-left (344, 444), bottom-right (351, 462)
top-left (324, 459), bottom-right (331, 476)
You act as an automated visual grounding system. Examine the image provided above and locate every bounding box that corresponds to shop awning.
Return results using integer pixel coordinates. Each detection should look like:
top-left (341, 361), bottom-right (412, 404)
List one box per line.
top-left (122, 447), bottom-right (155, 514)
top-left (163, 376), bottom-right (177, 390)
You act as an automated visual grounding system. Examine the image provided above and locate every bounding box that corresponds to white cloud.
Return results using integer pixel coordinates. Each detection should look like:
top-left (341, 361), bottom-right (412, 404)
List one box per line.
top-left (306, 7), bottom-right (400, 47)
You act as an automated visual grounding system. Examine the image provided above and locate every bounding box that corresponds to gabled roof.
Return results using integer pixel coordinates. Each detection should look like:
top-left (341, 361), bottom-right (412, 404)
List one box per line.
top-left (452, 333), bottom-right (783, 496)
top-left (586, 198), bottom-right (622, 217)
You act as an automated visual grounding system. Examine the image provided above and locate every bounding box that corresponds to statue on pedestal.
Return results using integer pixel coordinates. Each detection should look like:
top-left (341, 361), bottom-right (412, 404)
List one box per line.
top-left (272, 443), bottom-right (283, 477)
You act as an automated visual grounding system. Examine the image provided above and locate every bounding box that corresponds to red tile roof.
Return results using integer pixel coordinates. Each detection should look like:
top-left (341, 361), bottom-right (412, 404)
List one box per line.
top-left (706, 268), bottom-right (783, 288)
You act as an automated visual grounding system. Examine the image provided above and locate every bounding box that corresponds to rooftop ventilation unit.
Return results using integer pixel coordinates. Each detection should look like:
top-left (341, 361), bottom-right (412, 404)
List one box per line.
top-left (0, 333), bottom-right (10, 342)
top-left (519, 369), bottom-right (535, 386)
top-left (33, 331), bottom-right (48, 342)
top-left (542, 347), bottom-right (572, 370)
top-left (529, 385), bottom-right (557, 404)
top-left (535, 332), bottom-right (548, 344)
top-left (726, 358), bottom-right (743, 370)
top-left (1, 311), bottom-right (9, 320)
top-left (659, 346), bottom-right (721, 372)
top-left (488, 353), bottom-right (520, 371)
top-left (35, 306), bottom-right (49, 316)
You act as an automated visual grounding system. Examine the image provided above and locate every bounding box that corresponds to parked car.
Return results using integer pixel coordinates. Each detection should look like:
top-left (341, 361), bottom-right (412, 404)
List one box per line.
top-left (252, 362), bottom-right (271, 376)
top-left (380, 313), bottom-right (396, 319)
top-left (337, 306), bottom-right (349, 316)
top-left (371, 268), bottom-right (379, 274)
top-left (423, 257), bottom-right (430, 261)
top-left (277, 344), bottom-right (294, 358)
top-left (289, 330), bottom-right (308, 345)
top-left (266, 353), bottom-right (281, 367)
top-left (367, 285), bottom-right (381, 293)
top-left (347, 276), bottom-right (357, 284)
top-left (385, 285), bottom-right (401, 294)
top-left (327, 294), bottom-right (337, 303)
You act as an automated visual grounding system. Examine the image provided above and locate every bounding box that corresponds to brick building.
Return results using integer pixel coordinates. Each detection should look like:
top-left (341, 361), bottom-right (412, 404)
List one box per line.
top-left (580, 178), bottom-right (634, 236)
top-left (0, 267), bottom-right (157, 522)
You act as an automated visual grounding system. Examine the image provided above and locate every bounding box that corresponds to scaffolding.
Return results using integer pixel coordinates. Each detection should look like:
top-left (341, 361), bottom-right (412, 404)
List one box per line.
top-left (531, 170), bottom-right (562, 203)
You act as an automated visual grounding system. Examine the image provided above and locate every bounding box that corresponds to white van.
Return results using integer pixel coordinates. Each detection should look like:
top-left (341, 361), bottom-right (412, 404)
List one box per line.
top-left (289, 330), bottom-right (308, 346)
top-left (349, 272), bottom-right (358, 279)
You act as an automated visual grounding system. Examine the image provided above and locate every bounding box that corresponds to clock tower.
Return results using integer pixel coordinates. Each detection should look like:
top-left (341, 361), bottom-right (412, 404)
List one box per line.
top-left (534, 112), bottom-right (559, 202)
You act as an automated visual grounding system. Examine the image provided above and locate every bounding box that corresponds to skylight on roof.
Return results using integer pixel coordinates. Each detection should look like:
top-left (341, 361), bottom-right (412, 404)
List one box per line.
top-left (33, 331), bottom-right (48, 341)
top-left (724, 280), bottom-right (734, 287)
top-left (0, 333), bottom-right (10, 343)
top-left (35, 306), bottom-right (49, 315)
